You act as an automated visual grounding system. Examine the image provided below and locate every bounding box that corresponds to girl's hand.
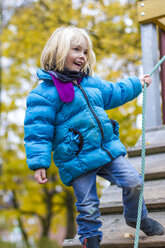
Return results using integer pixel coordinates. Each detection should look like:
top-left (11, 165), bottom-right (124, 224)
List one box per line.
top-left (34, 168), bottom-right (48, 184)
top-left (140, 74), bottom-right (152, 87)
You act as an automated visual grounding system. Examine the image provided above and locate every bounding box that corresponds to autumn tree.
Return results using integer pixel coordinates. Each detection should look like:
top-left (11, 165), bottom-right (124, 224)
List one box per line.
top-left (1, 0), bottom-right (142, 246)
top-left (1, 0), bottom-right (80, 246)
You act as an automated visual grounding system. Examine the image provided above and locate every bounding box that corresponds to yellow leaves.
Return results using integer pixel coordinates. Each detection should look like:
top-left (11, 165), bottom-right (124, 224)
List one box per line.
top-left (22, 190), bottom-right (46, 215)
top-left (1, 0), bottom-right (142, 241)
top-left (106, 99), bottom-right (142, 148)
top-left (123, 232), bottom-right (134, 238)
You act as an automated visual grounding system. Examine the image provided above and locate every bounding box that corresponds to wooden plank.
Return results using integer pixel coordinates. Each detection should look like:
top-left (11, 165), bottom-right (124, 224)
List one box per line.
top-left (100, 179), bottom-right (165, 214)
top-left (127, 143), bottom-right (165, 157)
top-left (100, 179), bottom-right (165, 203)
top-left (136, 126), bottom-right (165, 146)
top-left (128, 153), bottom-right (165, 181)
top-left (101, 212), bottom-right (165, 248)
top-left (63, 212), bottom-right (165, 247)
top-left (127, 126), bottom-right (165, 157)
top-left (156, 18), bottom-right (165, 31)
top-left (137, 0), bottom-right (165, 24)
top-left (100, 199), bottom-right (165, 214)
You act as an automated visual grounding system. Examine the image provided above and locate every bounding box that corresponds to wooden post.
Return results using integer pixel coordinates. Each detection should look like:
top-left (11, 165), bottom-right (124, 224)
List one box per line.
top-left (159, 28), bottom-right (165, 124)
top-left (141, 23), bottom-right (162, 128)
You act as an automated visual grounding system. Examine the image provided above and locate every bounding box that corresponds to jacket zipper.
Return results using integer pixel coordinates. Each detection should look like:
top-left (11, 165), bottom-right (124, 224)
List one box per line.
top-left (76, 83), bottom-right (113, 160)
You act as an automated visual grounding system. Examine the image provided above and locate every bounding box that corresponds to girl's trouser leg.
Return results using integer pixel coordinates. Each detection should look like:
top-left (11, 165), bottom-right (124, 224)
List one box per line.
top-left (71, 170), bottom-right (102, 244)
top-left (71, 156), bottom-right (148, 244)
top-left (97, 156), bottom-right (148, 222)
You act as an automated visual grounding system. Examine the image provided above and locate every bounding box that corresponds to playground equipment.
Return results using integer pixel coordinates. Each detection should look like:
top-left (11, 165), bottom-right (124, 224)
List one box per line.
top-left (138, 0), bottom-right (165, 126)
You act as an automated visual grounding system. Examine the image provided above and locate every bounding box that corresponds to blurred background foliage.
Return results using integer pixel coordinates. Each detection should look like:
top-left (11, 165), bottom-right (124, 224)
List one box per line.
top-left (1, 0), bottom-right (142, 247)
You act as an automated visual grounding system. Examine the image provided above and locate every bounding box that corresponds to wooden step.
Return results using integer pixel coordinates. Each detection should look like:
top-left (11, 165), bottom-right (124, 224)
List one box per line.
top-left (127, 143), bottom-right (165, 157)
top-left (100, 179), bottom-right (165, 214)
top-left (127, 153), bottom-right (165, 180)
top-left (132, 126), bottom-right (165, 147)
top-left (127, 126), bottom-right (165, 157)
top-left (63, 212), bottom-right (165, 248)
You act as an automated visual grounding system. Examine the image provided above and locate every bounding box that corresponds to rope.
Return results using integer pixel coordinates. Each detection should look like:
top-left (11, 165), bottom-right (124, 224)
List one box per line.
top-left (133, 55), bottom-right (165, 248)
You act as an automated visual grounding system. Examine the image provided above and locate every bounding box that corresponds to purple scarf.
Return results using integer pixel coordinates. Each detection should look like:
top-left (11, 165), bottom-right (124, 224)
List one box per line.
top-left (48, 70), bottom-right (87, 103)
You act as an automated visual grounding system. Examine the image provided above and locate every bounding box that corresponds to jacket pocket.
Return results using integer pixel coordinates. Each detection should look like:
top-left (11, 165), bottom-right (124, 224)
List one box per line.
top-left (68, 128), bottom-right (84, 156)
top-left (110, 119), bottom-right (119, 137)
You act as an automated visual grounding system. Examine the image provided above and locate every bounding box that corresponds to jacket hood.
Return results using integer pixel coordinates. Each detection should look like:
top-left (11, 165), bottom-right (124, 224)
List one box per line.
top-left (37, 69), bottom-right (52, 81)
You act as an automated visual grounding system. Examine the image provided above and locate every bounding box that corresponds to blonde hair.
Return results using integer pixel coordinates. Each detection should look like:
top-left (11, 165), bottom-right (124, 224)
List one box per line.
top-left (41, 26), bottom-right (96, 75)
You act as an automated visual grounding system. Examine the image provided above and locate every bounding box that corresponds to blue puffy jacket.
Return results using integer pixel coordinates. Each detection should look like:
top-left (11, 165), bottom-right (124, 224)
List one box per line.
top-left (24, 69), bottom-right (142, 186)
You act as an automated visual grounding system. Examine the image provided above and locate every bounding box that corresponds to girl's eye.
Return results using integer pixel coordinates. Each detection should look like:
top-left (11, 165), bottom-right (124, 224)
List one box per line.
top-left (73, 47), bottom-right (79, 51)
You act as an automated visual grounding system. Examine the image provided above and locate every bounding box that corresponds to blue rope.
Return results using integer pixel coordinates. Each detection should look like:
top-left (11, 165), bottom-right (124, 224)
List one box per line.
top-left (133, 55), bottom-right (165, 248)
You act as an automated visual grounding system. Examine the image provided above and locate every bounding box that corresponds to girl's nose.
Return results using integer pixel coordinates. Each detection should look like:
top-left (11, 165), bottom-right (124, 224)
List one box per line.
top-left (79, 52), bottom-right (86, 60)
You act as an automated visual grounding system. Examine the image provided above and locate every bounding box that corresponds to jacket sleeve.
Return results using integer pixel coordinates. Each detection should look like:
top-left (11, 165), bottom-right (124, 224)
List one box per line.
top-left (24, 91), bottom-right (56, 171)
top-left (100, 76), bottom-right (142, 110)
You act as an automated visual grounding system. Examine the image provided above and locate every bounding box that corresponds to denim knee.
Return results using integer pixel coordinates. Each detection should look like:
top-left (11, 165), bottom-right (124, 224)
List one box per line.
top-left (124, 173), bottom-right (142, 190)
top-left (76, 200), bottom-right (100, 221)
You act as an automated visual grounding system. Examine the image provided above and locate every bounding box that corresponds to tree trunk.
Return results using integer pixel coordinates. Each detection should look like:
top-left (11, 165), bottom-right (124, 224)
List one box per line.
top-left (41, 187), bottom-right (54, 237)
top-left (64, 189), bottom-right (76, 239)
top-left (12, 190), bottom-right (31, 248)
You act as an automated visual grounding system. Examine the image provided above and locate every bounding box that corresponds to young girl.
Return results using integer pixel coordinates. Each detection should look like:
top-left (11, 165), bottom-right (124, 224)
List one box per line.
top-left (24, 26), bottom-right (164, 248)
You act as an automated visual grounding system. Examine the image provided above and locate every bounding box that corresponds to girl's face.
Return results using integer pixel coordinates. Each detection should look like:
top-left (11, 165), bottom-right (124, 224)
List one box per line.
top-left (64, 36), bottom-right (88, 72)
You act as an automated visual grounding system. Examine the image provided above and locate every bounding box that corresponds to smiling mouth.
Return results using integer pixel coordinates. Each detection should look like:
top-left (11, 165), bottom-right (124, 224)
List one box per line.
top-left (74, 62), bottom-right (83, 67)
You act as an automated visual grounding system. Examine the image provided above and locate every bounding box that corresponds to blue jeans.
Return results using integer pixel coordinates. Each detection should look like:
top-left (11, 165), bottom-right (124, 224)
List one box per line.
top-left (71, 156), bottom-right (148, 244)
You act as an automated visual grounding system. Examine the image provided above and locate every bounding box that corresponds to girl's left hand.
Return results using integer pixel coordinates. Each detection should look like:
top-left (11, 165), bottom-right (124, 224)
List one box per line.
top-left (140, 74), bottom-right (152, 87)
